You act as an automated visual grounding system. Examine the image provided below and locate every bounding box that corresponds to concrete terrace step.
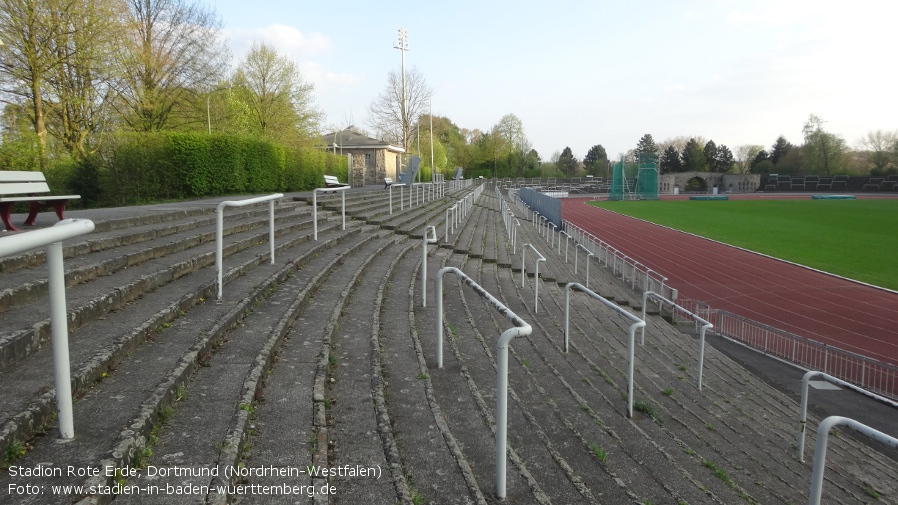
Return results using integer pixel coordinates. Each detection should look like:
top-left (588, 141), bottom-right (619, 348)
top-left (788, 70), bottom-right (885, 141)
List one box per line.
top-left (493, 248), bottom-right (898, 504)
top-left (0, 201), bottom-right (311, 313)
top-left (0, 218), bottom-right (354, 471)
top-left (0, 224), bottom-right (373, 504)
top-left (0, 203), bottom-right (322, 371)
top-left (112, 231), bottom-right (400, 505)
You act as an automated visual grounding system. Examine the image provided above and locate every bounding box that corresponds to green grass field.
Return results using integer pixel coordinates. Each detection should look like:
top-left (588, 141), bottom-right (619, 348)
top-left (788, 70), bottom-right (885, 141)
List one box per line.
top-left (588, 199), bottom-right (898, 290)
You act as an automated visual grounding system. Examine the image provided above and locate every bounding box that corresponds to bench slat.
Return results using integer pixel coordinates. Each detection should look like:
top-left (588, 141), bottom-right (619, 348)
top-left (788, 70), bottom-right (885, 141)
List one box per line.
top-left (0, 194), bottom-right (80, 203)
top-left (0, 170), bottom-right (48, 183)
top-left (0, 182), bottom-right (52, 195)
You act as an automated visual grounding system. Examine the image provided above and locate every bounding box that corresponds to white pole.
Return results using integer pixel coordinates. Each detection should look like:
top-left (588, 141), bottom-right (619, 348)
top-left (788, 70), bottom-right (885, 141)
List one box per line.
top-left (47, 241), bottom-right (74, 439)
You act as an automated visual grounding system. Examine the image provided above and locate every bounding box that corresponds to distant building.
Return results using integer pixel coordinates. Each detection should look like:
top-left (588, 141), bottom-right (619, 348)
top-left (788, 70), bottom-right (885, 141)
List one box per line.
top-left (321, 128), bottom-right (405, 186)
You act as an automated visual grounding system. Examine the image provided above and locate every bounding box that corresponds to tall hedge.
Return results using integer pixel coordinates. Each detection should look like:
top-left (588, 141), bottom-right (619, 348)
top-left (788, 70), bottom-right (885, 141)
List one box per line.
top-left (94, 132), bottom-right (345, 206)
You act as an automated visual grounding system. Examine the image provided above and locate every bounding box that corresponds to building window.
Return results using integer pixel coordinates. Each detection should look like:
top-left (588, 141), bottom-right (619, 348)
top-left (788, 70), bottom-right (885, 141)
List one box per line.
top-left (365, 153), bottom-right (372, 167)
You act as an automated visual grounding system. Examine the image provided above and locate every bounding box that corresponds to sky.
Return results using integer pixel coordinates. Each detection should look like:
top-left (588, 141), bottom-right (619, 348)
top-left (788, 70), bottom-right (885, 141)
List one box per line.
top-left (214, 0), bottom-right (898, 161)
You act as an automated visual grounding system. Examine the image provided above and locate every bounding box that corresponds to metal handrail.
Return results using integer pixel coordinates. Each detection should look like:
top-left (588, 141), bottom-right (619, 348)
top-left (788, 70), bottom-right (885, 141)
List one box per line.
top-left (564, 283), bottom-right (646, 418)
top-left (421, 225), bottom-right (438, 307)
top-left (809, 416), bottom-right (898, 505)
top-left (312, 186), bottom-right (348, 240)
top-left (0, 218), bottom-right (96, 439)
top-left (797, 370), bottom-right (898, 462)
top-left (641, 291), bottom-right (713, 390)
top-left (215, 194), bottom-right (283, 300)
top-left (433, 267), bottom-right (532, 500)
top-left (389, 183), bottom-right (406, 214)
top-left (521, 243), bottom-right (546, 313)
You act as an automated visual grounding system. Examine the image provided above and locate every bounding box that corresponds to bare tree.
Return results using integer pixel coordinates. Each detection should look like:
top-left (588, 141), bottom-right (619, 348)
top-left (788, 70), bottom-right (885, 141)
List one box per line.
top-left (856, 130), bottom-right (898, 173)
top-left (368, 66), bottom-right (431, 149)
top-left (734, 144), bottom-right (764, 174)
top-left (115, 0), bottom-right (229, 131)
top-left (233, 41), bottom-right (321, 145)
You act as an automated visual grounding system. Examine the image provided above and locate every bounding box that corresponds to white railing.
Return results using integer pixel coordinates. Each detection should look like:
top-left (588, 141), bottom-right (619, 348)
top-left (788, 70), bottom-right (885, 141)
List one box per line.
top-left (563, 220), bottom-right (673, 300)
top-left (796, 370), bottom-right (898, 462)
top-left (216, 194), bottom-right (283, 300)
top-left (714, 308), bottom-right (898, 401)
top-left (521, 243), bottom-right (546, 313)
top-left (312, 187), bottom-right (348, 240)
top-left (420, 225), bottom-right (437, 307)
top-left (433, 267), bottom-right (532, 500)
top-left (563, 283), bottom-right (646, 418)
top-left (641, 291), bottom-right (713, 390)
top-left (0, 218), bottom-right (96, 439)
top-left (389, 183), bottom-right (405, 214)
top-left (808, 416), bottom-right (898, 505)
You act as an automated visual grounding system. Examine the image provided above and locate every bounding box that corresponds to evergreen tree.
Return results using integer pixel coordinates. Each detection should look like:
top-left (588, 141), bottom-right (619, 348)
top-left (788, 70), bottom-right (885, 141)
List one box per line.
top-left (703, 140), bottom-right (718, 171)
top-left (583, 144), bottom-right (608, 176)
top-left (715, 144), bottom-right (734, 173)
top-left (751, 149), bottom-right (770, 169)
top-left (659, 145), bottom-right (682, 174)
top-left (681, 138), bottom-right (708, 172)
top-left (770, 136), bottom-right (792, 165)
top-left (635, 134), bottom-right (657, 161)
top-left (557, 146), bottom-right (578, 177)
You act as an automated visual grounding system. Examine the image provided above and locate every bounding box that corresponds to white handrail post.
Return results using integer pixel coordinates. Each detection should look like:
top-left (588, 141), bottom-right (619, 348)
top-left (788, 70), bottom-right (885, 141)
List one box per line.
top-left (421, 226), bottom-right (437, 307)
top-left (809, 417), bottom-right (898, 505)
top-left (586, 252), bottom-right (593, 289)
top-left (216, 205), bottom-right (225, 299)
top-left (312, 190), bottom-right (319, 241)
top-left (0, 218), bottom-right (96, 439)
top-left (47, 240), bottom-right (75, 439)
top-left (217, 193), bottom-right (283, 299)
top-left (268, 200), bottom-right (275, 264)
top-left (341, 190), bottom-right (346, 230)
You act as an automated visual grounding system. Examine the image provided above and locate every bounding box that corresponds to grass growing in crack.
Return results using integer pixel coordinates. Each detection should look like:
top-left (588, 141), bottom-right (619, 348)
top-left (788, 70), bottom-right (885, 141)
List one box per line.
top-left (662, 388), bottom-right (674, 397)
top-left (589, 443), bottom-right (607, 462)
top-left (704, 460), bottom-right (757, 504)
top-left (521, 358), bottom-right (530, 368)
top-left (417, 373), bottom-right (429, 380)
top-left (633, 401), bottom-right (660, 422)
top-left (706, 422), bottom-right (716, 431)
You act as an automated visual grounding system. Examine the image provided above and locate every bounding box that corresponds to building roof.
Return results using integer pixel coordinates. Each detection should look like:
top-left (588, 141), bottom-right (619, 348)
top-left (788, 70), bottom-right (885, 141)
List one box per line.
top-left (321, 128), bottom-right (405, 153)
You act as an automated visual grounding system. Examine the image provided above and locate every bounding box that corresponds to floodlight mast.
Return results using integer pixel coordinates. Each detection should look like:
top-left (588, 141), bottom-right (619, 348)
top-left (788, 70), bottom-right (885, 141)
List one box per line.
top-left (394, 28), bottom-right (409, 168)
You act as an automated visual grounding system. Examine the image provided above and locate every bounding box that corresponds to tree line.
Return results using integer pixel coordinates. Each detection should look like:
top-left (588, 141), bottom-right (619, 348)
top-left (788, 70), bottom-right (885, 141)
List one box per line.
top-left (0, 0), bottom-right (336, 205)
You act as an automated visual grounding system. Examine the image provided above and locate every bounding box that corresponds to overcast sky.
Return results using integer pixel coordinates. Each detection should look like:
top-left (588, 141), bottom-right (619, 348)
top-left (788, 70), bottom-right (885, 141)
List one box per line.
top-left (215, 0), bottom-right (897, 160)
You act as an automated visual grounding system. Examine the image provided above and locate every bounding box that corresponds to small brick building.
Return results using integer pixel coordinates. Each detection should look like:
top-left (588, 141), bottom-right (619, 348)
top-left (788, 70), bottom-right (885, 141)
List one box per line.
top-left (321, 128), bottom-right (405, 186)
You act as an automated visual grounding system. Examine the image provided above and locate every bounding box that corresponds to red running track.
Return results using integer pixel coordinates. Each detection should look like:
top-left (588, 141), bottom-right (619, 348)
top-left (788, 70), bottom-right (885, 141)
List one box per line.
top-left (562, 198), bottom-right (898, 366)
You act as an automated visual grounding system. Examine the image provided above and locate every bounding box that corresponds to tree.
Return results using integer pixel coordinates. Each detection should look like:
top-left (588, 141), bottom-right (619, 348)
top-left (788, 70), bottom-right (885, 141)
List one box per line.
top-left (801, 114), bottom-right (846, 175)
top-left (681, 138), bottom-right (708, 172)
top-left (557, 146), bottom-right (578, 177)
top-left (635, 133), bottom-right (657, 161)
top-left (703, 140), bottom-right (718, 171)
top-left (752, 149), bottom-right (769, 166)
top-left (0, 0), bottom-right (53, 157)
top-left (856, 130), bottom-right (898, 174)
top-left (583, 144), bottom-right (607, 176)
top-left (0, 0), bottom-right (125, 160)
top-left (714, 144), bottom-right (734, 173)
top-left (114, 0), bottom-right (230, 131)
top-left (734, 144), bottom-right (763, 174)
top-left (770, 136), bottom-right (793, 165)
top-left (47, 0), bottom-right (126, 158)
top-left (659, 145), bottom-right (682, 174)
top-left (368, 66), bottom-right (431, 151)
top-left (232, 42), bottom-right (321, 144)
